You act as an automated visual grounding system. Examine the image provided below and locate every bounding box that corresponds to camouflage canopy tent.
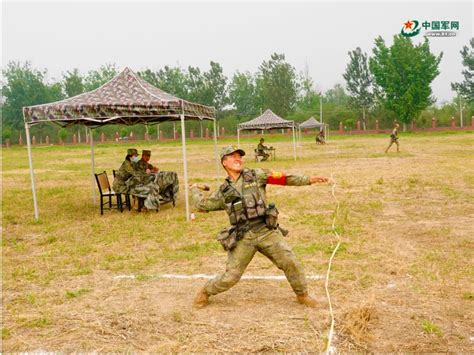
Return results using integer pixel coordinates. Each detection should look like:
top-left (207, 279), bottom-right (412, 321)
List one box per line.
top-left (237, 109), bottom-right (298, 160)
top-left (298, 116), bottom-right (329, 141)
top-left (23, 67), bottom-right (218, 221)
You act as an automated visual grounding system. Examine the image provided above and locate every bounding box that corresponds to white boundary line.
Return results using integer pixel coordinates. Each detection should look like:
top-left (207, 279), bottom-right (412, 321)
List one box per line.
top-left (114, 274), bottom-right (324, 281)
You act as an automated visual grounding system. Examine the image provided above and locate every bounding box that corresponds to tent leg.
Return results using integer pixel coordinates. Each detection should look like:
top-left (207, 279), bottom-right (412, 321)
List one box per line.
top-left (181, 115), bottom-right (190, 222)
top-left (213, 119), bottom-right (219, 179)
top-left (25, 122), bottom-right (39, 220)
top-left (292, 125), bottom-right (297, 161)
top-left (90, 127), bottom-right (96, 204)
top-left (237, 129), bottom-right (240, 148)
top-left (298, 127), bottom-right (302, 157)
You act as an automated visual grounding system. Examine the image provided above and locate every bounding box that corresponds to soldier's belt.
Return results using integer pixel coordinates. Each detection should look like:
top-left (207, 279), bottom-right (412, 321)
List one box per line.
top-left (247, 218), bottom-right (266, 232)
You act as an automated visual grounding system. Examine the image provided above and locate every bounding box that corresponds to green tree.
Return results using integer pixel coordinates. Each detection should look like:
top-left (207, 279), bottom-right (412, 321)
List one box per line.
top-left (325, 84), bottom-right (350, 106)
top-left (255, 53), bottom-right (299, 116)
top-left (62, 68), bottom-right (85, 97)
top-left (296, 67), bottom-right (320, 113)
top-left (229, 71), bottom-right (256, 119)
top-left (137, 68), bottom-right (160, 87)
top-left (343, 47), bottom-right (374, 130)
top-left (84, 63), bottom-right (118, 91)
top-left (2, 61), bottom-right (64, 130)
top-left (369, 35), bottom-right (442, 130)
top-left (58, 127), bottom-right (67, 145)
top-left (203, 61), bottom-right (228, 112)
top-left (186, 66), bottom-right (208, 104)
top-left (451, 38), bottom-right (474, 102)
top-left (139, 66), bottom-right (188, 99)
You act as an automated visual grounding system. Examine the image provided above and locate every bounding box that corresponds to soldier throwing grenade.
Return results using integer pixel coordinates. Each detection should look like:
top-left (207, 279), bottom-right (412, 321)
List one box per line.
top-left (190, 145), bottom-right (328, 308)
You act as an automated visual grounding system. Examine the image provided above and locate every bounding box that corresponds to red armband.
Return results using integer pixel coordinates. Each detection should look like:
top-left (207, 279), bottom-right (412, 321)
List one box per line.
top-left (267, 171), bottom-right (287, 185)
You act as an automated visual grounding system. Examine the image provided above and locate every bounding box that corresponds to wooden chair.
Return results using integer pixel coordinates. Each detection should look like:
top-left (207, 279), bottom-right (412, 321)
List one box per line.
top-left (112, 170), bottom-right (131, 211)
top-left (95, 171), bottom-right (124, 215)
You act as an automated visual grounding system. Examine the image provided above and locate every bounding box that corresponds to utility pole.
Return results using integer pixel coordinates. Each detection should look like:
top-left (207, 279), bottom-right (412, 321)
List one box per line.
top-left (320, 92), bottom-right (323, 123)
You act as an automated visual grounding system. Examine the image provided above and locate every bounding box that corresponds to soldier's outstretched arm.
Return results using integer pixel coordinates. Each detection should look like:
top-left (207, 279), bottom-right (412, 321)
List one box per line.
top-left (190, 184), bottom-right (225, 212)
top-left (255, 169), bottom-right (328, 186)
top-left (309, 176), bottom-right (329, 184)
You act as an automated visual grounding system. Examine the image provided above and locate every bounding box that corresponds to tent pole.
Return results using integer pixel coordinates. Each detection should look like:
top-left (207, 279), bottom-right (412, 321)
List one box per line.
top-left (298, 126), bottom-right (302, 157)
top-left (213, 118), bottom-right (219, 179)
top-left (90, 127), bottom-right (96, 204)
top-left (180, 115), bottom-right (190, 222)
top-left (237, 128), bottom-right (240, 148)
top-left (292, 124), bottom-right (297, 161)
top-left (24, 122), bottom-right (39, 220)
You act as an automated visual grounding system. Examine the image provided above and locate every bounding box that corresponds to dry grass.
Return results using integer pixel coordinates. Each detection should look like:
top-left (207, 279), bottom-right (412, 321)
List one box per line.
top-left (2, 131), bottom-right (473, 352)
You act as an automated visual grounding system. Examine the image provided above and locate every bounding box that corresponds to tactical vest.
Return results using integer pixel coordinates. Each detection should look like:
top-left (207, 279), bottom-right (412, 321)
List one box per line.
top-left (219, 169), bottom-right (267, 226)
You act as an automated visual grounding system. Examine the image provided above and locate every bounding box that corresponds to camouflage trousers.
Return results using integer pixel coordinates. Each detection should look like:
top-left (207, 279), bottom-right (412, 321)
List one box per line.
top-left (131, 171), bottom-right (179, 210)
top-left (386, 138), bottom-right (399, 152)
top-left (205, 227), bottom-right (308, 296)
top-left (131, 181), bottom-right (161, 210)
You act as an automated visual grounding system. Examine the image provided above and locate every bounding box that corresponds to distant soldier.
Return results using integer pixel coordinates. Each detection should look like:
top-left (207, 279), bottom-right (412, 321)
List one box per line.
top-left (191, 145), bottom-right (328, 309)
top-left (136, 150), bottom-right (159, 174)
top-left (316, 130), bottom-right (326, 145)
top-left (385, 123), bottom-right (400, 153)
top-left (256, 138), bottom-right (270, 161)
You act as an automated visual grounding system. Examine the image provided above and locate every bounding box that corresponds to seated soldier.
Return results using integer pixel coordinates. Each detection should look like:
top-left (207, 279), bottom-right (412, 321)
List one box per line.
top-left (136, 150), bottom-right (159, 174)
top-left (256, 138), bottom-right (270, 161)
top-left (112, 148), bottom-right (146, 194)
top-left (316, 130), bottom-right (326, 145)
top-left (135, 149), bottom-right (179, 206)
top-left (112, 148), bottom-right (161, 211)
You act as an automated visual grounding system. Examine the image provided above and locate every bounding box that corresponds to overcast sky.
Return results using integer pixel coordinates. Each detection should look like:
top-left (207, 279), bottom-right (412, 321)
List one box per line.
top-left (2, 1), bottom-right (472, 104)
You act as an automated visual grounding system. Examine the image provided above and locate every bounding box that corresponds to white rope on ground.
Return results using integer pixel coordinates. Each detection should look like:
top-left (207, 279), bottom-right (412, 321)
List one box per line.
top-left (324, 146), bottom-right (342, 354)
top-left (114, 274), bottom-right (324, 281)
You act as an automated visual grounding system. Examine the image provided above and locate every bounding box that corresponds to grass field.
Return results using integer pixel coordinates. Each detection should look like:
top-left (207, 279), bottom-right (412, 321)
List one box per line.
top-left (2, 131), bottom-right (473, 352)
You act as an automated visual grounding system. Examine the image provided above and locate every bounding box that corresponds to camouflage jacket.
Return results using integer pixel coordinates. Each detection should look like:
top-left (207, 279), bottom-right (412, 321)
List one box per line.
top-left (390, 128), bottom-right (399, 140)
top-left (112, 159), bottom-right (147, 194)
top-left (257, 143), bottom-right (268, 153)
top-left (191, 168), bottom-right (311, 212)
top-left (136, 159), bottom-right (155, 172)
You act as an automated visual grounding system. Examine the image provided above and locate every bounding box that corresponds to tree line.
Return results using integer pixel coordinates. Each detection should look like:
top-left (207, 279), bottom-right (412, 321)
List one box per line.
top-left (2, 35), bottom-right (472, 143)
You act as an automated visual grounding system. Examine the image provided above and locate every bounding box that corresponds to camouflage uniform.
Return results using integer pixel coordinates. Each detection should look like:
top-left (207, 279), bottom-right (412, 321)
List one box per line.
top-left (385, 126), bottom-right (400, 152)
top-left (192, 166), bottom-right (311, 297)
top-left (316, 132), bottom-right (325, 144)
top-left (112, 150), bottom-right (162, 210)
top-left (136, 150), bottom-right (156, 173)
top-left (112, 159), bottom-right (146, 194)
top-left (257, 142), bottom-right (270, 161)
top-left (136, 159), bottom-right (155, 172)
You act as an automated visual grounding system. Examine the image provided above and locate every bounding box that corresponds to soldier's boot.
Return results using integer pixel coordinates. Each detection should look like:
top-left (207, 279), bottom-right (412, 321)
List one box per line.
top-left (296, 293), bottom-right (318, 308)
top-left (193, 287), bottom-right (209, 309)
